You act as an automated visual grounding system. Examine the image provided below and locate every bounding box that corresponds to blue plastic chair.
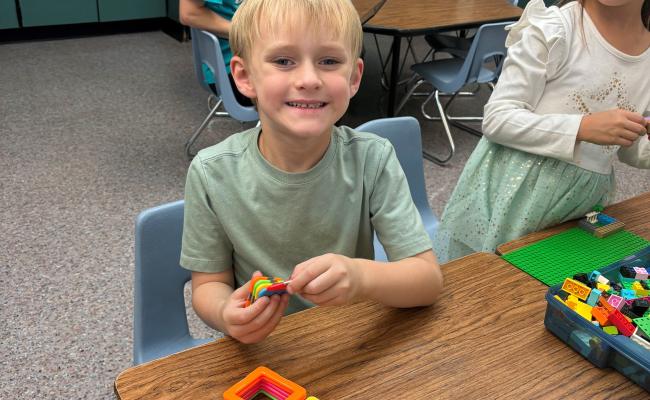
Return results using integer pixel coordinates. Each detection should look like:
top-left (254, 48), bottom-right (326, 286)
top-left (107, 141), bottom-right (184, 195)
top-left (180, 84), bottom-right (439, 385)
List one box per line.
top-left (186, 28), bottom-right (258, 159)
top-left (356, 117), bottom-right (439, 261)
top-left (405, 22), bottom-right (511, 165)
top-left (133, 200), bottom-right (211, 365)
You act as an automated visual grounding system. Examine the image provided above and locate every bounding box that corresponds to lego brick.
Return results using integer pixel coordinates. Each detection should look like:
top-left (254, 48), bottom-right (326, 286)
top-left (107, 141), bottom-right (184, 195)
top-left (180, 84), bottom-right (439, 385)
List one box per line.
top-left (603, 326), bottom-right (619, 335)
top-left (561, 278), bottom-right (591, 301)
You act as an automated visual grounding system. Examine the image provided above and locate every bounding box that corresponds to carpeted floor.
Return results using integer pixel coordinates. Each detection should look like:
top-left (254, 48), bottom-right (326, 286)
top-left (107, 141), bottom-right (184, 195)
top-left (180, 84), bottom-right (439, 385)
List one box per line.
top-left (0, 31), bottom-right (648, 399)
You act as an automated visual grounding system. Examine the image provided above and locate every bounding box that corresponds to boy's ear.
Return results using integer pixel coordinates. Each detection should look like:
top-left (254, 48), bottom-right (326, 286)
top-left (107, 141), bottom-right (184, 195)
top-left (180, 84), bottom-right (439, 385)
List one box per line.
top-left (349, 58), bottom-right (364, 98)
top-left (230, 56), bottom-right (257, 99)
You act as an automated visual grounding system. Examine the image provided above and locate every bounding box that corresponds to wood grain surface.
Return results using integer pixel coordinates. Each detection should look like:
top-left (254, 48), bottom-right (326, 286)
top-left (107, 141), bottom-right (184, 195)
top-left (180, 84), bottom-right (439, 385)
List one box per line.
top-left (497, 192), bottom-right (650, 255)
top-left (115, 252), bottom-right (648, 399)
top-left (352, 0), bottom-right (386, 24)
top-left (364, 0), bottom-right (522, 35)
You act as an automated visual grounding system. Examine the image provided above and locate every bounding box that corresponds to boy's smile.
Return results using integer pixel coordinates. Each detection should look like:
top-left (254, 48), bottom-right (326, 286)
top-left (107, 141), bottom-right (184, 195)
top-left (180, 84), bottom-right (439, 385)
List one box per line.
top-left (231, 23), bottom-right (363, 170)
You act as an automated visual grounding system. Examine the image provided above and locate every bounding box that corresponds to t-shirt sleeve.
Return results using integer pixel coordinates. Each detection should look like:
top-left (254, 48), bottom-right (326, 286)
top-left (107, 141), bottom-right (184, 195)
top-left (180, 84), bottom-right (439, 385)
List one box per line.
top-left (369, 141), bottom-right (433, 261)
top-left (180, 157), bottom-right (233, 273)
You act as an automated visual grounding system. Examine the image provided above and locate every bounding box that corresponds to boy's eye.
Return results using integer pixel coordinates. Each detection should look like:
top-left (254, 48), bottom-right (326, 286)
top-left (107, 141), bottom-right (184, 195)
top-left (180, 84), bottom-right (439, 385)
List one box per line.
top-left (272, 58), bottom-right (293, 66)
top-left (321, 58), bottom-right (341, 65)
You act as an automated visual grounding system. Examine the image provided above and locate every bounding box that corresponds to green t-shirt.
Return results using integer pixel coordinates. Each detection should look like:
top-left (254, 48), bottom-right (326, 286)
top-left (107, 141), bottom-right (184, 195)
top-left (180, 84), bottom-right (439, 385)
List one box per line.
top-left (180, 125), bottom-right (432, 313)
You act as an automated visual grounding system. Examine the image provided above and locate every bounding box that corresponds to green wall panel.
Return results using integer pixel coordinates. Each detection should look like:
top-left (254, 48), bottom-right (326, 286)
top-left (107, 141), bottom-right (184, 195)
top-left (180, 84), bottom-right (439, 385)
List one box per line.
top-left (167, 0), bottom-right (179, 22)
top-left (19, 0), bottom-right (98, 27)
top-left (98, 0), bottom-right (165, 22)
top-left (0, 0), bottom-right (19, 29)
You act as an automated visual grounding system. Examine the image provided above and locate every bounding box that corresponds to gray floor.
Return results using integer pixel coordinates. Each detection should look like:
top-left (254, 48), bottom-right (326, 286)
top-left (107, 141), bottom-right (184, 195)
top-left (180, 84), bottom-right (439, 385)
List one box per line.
top-left (1, 31), bottom-right (648, 399)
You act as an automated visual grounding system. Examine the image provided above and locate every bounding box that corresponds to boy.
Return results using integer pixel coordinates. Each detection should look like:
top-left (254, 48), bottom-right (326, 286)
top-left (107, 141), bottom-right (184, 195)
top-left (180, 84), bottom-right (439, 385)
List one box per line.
top-left (180, 0), bottom-right (444, 345)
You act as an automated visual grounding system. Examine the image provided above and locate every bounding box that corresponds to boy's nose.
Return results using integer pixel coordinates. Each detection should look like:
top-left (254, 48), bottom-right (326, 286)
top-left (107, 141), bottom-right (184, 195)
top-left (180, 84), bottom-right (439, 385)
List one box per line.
top-left (294, 63), bottom-right (322, 90)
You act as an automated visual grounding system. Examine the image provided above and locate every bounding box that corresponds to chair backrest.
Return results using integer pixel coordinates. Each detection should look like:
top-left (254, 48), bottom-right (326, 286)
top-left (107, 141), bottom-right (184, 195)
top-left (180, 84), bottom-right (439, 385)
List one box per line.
top-left (191, 28), bottom-right (258, 122)
top-left (133, 200), bottom-right (210, 365)
top-left (458, 22), bottom-right (511, 86)
top-left (355, 117), bottom-right (439, 261)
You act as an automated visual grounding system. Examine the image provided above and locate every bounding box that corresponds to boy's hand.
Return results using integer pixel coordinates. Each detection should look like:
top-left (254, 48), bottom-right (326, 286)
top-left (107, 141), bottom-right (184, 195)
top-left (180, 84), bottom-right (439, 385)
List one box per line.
top-left (287, 254), bottom-right (364, 306)
top-left (221, 271), bottom-right (289, 344)
top-left (577, 109), bottom-right (647, 147)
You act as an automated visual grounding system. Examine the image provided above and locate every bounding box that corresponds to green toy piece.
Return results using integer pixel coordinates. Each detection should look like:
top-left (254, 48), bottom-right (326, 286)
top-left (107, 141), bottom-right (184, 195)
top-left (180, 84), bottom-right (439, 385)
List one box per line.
top-left (502, 228), bottom-right (649, 286)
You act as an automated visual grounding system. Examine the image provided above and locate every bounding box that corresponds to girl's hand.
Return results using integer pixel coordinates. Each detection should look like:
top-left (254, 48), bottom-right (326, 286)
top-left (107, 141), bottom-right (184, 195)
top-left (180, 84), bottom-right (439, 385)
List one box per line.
top-left (220, 271), bottom-right (289, 344)
top-left (577, 109), bottom-right (647, 147)
top-left (287, 254), bottom-right (364, 306)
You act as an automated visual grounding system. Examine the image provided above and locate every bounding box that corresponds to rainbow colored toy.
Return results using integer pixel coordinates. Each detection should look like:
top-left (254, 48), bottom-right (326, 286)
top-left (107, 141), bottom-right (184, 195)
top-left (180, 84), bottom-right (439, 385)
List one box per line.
top-left (245, 276), bottom-right (290, 307)
top-left (223, 366), bottom-right (309, 400)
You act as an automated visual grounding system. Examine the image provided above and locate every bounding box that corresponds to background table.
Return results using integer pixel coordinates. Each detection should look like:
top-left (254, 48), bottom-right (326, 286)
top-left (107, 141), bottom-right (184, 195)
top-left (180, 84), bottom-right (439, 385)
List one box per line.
top-left (497, 192), bottom-right (650, 255)
top-left (363, 0), bottom-right (522, 116)
top-left (352, 0), bottom-right (386, 24)
top-left (115, 252), bottom-right (648, 399)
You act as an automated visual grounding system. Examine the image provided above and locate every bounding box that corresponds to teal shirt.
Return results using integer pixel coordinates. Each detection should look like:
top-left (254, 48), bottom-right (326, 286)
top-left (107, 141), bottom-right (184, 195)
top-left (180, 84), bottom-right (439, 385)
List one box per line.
top-left (204, 0), bottom-right (240, 75)
top-left (180, 126), bottom-right (432, 314)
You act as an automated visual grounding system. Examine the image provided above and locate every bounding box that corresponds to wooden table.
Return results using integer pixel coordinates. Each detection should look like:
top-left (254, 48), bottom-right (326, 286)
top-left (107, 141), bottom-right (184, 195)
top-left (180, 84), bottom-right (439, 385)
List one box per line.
top-left (115, 252), bottom-right (648, 399)
top-left (352, 0), bottom-right (386, 24)
top-left (497, 192), bottom-right (650, 255)
top-left (363, 0), bottom-right (522, 116)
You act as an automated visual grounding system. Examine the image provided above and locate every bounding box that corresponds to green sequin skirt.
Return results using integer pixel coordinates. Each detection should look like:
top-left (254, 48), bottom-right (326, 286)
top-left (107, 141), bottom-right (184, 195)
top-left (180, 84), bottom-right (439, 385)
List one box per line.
top-left (433, 138), bottom-right (616, 263)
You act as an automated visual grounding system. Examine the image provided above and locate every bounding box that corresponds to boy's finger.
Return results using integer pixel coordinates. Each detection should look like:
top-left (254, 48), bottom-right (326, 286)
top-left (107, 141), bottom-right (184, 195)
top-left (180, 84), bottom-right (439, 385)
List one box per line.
top-left (287, 260), bottom-right (328, 294)
top-left (302, 267), bottom-right (338, 295)
top-left (246, 295), bottom-right (282, 329)
top-left (239, 295), bottom-right (288, 343)
top-left (290, 258), bottom-right (317, 280)
top-left (229, 295), bottom-right (270, 325)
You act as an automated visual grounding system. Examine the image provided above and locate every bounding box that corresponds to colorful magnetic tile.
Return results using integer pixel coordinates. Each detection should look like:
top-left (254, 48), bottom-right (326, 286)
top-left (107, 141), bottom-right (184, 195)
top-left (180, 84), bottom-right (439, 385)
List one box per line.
top-left (246, 276), bottom-right (290, 307)
top-left (223, 366), bottom-right (307, 400)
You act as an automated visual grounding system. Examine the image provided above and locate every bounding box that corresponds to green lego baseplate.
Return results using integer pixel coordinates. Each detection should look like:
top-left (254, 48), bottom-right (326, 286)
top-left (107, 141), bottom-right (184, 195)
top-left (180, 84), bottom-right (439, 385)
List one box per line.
top-left (502, 227), bottom-right (650, 286)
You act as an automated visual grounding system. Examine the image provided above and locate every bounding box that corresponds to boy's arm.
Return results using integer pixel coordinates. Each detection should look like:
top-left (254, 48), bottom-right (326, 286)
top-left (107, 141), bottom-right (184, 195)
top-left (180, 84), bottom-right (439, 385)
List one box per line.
top-left (190, 270), bottom-right (235, 332)
top-left (179, 0), bottom-right (231, 37)
top-left (355, 250), bottom-right (443, 308)
top-left (288, 250), bottom-right (443, 308)
top-left (191, 270), bottom-right (290, 343)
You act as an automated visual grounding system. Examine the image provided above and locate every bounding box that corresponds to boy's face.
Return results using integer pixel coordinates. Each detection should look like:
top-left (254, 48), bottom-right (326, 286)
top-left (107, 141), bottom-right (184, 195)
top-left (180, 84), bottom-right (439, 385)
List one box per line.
top-left (231, 23), bottom-right (363, 143)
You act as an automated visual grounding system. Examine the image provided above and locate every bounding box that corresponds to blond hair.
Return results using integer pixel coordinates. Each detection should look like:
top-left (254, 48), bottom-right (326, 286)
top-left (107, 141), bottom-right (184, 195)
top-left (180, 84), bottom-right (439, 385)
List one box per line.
top-left (230, 0), bottom-right (363, 60)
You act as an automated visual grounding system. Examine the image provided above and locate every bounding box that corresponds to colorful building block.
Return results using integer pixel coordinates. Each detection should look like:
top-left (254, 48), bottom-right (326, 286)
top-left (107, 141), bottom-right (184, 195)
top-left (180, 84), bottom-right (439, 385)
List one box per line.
top-left (607, 295), bottom-right (625, 310)
top-left (561, 278), bottom-right (591, 301)
top-left (592, 306), bottom-right (611, 327)
top-left (608, 310), bottom-right (636, 337)
top-left (586, 288), bottom-right (602, 306)
top-left (603, 326), bottom-right (619, 335)
top-left (634, 267), bottom-right (648, 280)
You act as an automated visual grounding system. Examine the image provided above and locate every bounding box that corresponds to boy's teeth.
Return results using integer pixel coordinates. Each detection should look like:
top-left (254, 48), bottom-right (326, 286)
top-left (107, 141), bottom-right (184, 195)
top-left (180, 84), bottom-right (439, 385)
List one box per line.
top-left (288, 102), bottom-right (323, 109)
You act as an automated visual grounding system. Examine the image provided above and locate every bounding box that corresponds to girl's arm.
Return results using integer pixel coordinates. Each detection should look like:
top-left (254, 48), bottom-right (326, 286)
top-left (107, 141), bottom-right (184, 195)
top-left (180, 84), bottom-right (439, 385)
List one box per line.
top-left (482, 11), bottom-right (582, 163)
top-left (179, 0), bottom-right (231, 37)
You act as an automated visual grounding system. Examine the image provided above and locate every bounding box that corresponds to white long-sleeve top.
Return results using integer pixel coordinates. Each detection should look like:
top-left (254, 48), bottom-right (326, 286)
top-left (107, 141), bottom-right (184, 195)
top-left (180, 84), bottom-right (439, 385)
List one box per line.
top-left (482, 0), bottom-right (650, 175)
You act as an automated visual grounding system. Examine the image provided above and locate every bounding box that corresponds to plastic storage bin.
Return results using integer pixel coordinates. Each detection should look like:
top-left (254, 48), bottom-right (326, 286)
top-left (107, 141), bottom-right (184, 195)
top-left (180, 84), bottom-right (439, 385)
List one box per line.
top-left (544, 246), bottom-right (650, 391)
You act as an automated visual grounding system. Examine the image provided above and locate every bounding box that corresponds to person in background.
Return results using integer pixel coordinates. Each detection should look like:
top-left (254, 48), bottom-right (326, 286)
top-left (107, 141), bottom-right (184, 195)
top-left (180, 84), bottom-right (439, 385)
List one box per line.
top-left (434, 0), bottom-right (650, 263)
top-left (179, 0), bottom-right (251, 105)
